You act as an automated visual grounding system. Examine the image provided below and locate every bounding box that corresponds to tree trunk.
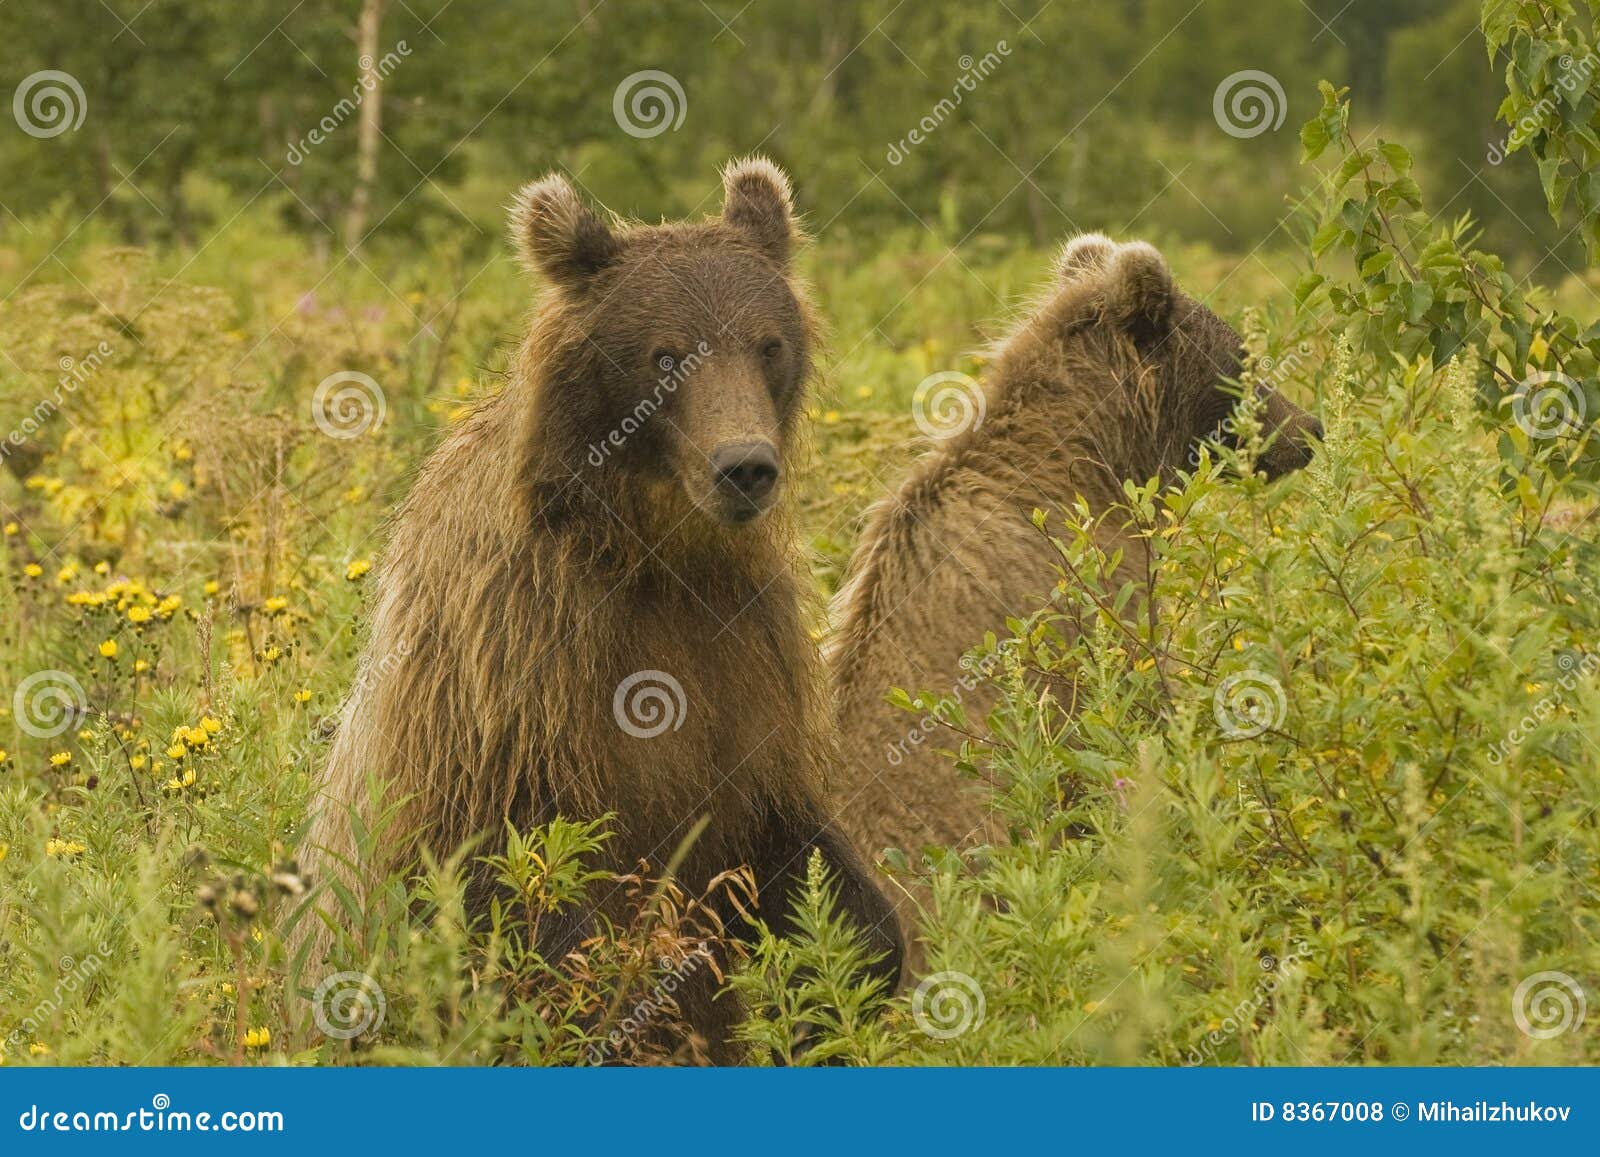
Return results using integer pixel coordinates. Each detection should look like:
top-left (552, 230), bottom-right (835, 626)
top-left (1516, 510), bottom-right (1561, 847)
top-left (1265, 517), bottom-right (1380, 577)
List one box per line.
top-left (343, 0), bottom-right (386, 252)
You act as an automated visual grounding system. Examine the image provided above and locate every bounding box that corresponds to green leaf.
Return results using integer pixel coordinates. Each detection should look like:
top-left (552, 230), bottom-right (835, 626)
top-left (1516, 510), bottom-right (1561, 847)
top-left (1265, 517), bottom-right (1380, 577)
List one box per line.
top-left (1379, 141), bottom-right (1413, 175)
top-left (1399, 281), bottom-right (1433, 325)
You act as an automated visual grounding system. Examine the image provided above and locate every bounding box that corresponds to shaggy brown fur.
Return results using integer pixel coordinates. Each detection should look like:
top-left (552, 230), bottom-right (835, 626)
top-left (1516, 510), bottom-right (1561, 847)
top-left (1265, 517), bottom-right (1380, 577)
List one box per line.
top-left (826, 235), bottom-right (1322, 932)
top-left (295, 158), bottom-right (901, 1060)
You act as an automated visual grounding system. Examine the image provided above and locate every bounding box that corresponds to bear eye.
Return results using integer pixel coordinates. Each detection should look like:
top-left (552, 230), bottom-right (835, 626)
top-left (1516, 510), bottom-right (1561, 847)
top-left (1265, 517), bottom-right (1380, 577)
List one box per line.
top-left (650, 348), bottom-right (679, 374)
top-left (760, 337), bottom-right (784, 362)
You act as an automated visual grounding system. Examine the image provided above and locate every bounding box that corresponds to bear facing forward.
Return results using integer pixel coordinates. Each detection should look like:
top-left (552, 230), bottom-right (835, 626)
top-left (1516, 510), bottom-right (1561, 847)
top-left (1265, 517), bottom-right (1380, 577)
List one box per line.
top-left (295, 159), bottom-right (902, 1060)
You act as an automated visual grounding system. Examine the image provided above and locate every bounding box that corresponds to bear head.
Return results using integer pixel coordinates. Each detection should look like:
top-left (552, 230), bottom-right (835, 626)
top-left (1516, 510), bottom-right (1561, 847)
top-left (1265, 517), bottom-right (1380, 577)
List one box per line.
top-left (1050, 233), bottom-right (1322, 481)
top-left (509, 157), bottom-right (813, 528)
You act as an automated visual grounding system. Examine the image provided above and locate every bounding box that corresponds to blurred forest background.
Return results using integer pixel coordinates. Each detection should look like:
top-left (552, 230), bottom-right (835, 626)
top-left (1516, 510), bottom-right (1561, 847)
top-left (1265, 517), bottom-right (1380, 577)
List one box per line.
top-left (0, 0), bottom-right (1573, 268)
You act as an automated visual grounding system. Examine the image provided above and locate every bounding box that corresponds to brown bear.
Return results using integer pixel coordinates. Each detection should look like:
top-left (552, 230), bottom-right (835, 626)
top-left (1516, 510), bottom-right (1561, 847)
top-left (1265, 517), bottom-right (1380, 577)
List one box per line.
top-left (295, 158), bottom-right (902, 1061)
top-left (825, 234), bottom-right (1322, 934)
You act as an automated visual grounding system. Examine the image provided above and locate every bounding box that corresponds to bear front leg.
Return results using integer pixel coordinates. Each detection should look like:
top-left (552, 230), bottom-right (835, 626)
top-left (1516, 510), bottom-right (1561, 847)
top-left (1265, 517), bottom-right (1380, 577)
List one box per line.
top-left (750, 804), bottom-right (906, 994)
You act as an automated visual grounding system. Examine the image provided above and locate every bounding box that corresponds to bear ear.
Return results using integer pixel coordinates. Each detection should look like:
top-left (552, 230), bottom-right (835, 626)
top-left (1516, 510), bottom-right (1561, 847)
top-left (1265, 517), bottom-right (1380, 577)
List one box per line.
top-left (1100, 241), bottom-right (1175, 345)
top-left (721, 155), bottom-right (796, 266)
top-left (508, 174), bottom-right (620, 289)
top-left (1055, 232), bottom-right (1116, 281)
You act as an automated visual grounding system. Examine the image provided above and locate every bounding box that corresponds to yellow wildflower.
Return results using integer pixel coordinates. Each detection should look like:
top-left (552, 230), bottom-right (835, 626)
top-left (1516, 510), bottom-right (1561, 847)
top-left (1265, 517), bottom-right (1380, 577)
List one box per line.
top-left (2, 521), bottom-right (16, 535)
top-left (262, 596), bottom-right (288, 614)
top-left (133, 659), bottom-right (149, 674)
top-left (56, 564), bottom-right (77, 584)
top-left (127, 605), bottom-right (153, 625)
top-left (345, 559), bottom-right (372, 581)
top-left (99, 639), bottom-right (118, 659)
top-left (45, 839), bottom-right (85, 857)
top-left (243, 1027), bottom-right (271, 1049)
top-left (23, 563), bottom-right (42, 579)
top-left (28, 1043), bottom-right (50, 1057)
top-left (200, 716), bottom-right (221, 734)
top-left (166, 743), bottom-right (186, 760)
top-left (203, 580), bottom-right (220, 597)
top-left (49, 752), bottom-right (71, 767)
top-left (260, 646), bottom-right (282, 663)
top-left (293, 689), bottom-right (312, 704)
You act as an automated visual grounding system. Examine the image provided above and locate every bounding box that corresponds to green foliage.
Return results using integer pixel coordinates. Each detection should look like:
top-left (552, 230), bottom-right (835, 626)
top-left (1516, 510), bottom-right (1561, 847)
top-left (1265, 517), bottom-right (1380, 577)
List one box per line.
top-left (1484, 0), bottom-right (1600, 255)
top-left (1299, 69), bottom-right (1600, 478)
top-left (729, 850), bottom-right (898, 1065)
top-left (773, 345), bottom-right (1599, 1065)
top-left (0, 1), bottom-right (1563, 258)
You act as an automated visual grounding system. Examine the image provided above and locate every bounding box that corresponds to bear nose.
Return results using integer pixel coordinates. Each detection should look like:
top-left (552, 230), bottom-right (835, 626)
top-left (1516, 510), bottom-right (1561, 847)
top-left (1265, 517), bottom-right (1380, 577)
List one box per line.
top-left (711, 441), bottom-right (779, 502)
top-left (1307, 417), bottom-right (1325, 441)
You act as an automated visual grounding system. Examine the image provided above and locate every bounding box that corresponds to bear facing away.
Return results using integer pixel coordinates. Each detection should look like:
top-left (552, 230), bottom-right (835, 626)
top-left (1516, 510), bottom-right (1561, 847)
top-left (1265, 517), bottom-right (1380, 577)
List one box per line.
top-left (826, 235), bottom-right (1323, 928)
top-left (295, 158), bottom-right (901, 1060)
